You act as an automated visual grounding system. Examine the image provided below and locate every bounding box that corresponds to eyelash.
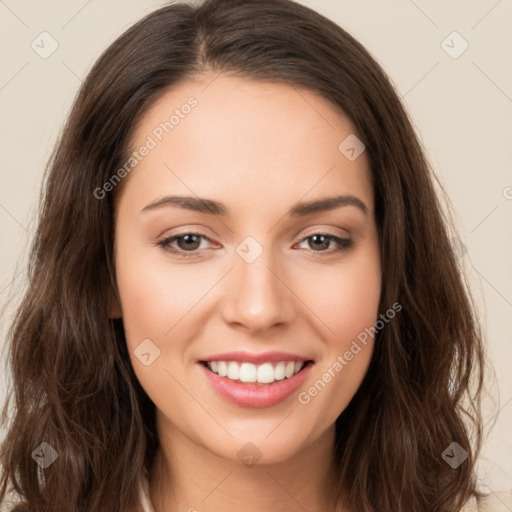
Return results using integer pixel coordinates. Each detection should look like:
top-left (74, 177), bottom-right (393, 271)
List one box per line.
top-left (156, 231), bottom-right (354, 258)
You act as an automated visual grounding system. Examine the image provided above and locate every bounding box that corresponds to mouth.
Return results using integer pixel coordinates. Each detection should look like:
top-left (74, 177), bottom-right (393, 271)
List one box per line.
top-left (198, 356), bottom-right (315, 408)
top-left (199, 359), bottom-right (314, 386)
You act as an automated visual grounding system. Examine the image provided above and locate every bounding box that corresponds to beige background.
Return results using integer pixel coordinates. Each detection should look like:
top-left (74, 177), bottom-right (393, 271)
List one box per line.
top-left (1, 0), bottom-right (511, 506)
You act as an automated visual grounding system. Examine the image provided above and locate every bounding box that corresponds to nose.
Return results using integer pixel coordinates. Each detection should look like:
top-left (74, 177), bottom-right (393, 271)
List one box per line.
top-left (220, 249), bottom-right (295, 334)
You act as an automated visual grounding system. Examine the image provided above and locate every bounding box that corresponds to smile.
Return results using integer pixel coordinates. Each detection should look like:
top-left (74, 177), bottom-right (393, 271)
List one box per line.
top-left (198, 356), bottom-right (314, 408)
top-left (203, 360), bottom-right (309, 385)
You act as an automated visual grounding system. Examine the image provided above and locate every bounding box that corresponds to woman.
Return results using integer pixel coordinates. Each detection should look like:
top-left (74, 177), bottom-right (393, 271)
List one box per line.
top-left (0, 0), bottom-right (488, 510)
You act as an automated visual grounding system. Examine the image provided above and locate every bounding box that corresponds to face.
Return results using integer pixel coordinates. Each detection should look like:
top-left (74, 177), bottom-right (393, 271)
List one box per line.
top-left (111, 73), bottom-right (381, 465)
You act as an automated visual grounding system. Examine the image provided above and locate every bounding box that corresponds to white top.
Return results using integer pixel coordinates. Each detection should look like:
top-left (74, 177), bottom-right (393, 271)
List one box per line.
top-left (137, 471), bottom-right (489, 512)
top-left (139, 471), bottom-right (156, 512)
top-left (0, 475), bottom-right (492, 511)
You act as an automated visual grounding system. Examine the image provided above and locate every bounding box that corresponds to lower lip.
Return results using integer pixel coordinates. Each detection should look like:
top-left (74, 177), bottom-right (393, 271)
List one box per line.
top-left (199, 362), bottom-right (313, 408)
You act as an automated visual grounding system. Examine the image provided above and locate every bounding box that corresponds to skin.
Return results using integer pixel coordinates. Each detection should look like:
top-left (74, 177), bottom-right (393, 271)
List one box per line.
top-left (110, 72), bottom-right (381, 512)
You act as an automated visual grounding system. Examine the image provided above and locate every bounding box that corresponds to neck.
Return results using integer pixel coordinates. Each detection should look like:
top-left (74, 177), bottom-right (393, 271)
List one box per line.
top-left (149, 416), bottom-right (343, 512)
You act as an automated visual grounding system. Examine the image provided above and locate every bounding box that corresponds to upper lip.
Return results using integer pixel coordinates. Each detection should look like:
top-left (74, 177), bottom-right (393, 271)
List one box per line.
top-left (199, 351), bottom-right (313, 365)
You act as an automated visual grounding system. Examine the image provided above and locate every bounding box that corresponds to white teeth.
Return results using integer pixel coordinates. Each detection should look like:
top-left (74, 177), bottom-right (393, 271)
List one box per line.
top-left (257, 362), bottom-right (274, 384)
top-left (239, 362), bottom-right (257, 383)
top-left (274, 362), bottom-right (286, 381)
top-left (285, 361), bottom-right (295, 378)
top-left (217, 361), bottom-right (228, 377)
top-left (227, 361), bottom-right (239, 380)
top-left (205, 360), bottom-right (307, 384)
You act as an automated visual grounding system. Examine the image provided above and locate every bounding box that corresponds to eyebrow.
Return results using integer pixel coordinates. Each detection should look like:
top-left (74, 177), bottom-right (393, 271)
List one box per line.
top-left (140, 194), bottom-right (369, 217)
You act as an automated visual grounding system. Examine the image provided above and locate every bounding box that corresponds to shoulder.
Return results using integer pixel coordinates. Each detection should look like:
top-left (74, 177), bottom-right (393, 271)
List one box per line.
top-left (0, 474), bottom-right (154, 512)
top-left (461, 492), bottom-right (512, 511)
top-left (0, 486), bottom-right (22, 511)
top-left (121, 473), bottom-right (154, 512)
top-left (460, 495), bottom-right (479, 511)
top-left (138, 470), bottom-right (155, 512)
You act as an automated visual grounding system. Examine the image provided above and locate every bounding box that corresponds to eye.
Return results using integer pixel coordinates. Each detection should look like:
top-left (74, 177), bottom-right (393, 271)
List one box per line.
top-left (297, 233), bottom-right (353, 255)
top-left (157, 232), bottom-right (213, 257)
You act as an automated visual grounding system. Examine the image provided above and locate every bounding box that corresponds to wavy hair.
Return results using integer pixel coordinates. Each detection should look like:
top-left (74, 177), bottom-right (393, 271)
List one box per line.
top-left (0, 0), bottom-right (485, 511)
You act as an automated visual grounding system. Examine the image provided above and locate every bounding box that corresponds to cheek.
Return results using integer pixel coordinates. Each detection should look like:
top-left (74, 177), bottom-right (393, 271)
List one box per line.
top-left (295, 247), bottom-right (381, 418)
top-left (114, 237), bottom-right (206, 345)
top-left (114, 252), bottom-right (197, 408)
top-left (302, 246), bottom-right (381, 343)
top-left (115, 265), bottom-right (168, 346)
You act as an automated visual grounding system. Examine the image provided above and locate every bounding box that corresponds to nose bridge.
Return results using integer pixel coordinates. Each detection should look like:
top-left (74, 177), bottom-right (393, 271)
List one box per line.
top-left (221, 235), bottom-right (293, 332)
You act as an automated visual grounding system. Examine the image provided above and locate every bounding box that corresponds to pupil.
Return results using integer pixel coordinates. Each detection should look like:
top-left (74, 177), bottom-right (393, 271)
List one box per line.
top-left (312, 234), bottom-right (328, 250)
top-left (181, 234), bottom-right (199, 250)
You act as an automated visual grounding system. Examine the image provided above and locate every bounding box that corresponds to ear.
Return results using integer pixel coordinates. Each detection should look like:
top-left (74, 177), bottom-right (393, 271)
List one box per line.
top-left (108, 286), bottom-right (123, 319)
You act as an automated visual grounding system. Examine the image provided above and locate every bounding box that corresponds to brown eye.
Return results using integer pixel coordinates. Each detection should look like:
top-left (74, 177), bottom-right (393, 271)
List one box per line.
top-left (308, 234), bottom-right (331, 251)
top-left (157, 232), bottom-right (211, 257)
top-left (173, 234), bottom-right (202, 251)
top-left (298, 233), bottom-right (353, 254)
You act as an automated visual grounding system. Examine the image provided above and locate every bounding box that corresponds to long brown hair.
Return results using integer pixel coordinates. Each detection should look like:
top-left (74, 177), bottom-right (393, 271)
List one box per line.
top-left (0, 0), bottom-right (486, 510)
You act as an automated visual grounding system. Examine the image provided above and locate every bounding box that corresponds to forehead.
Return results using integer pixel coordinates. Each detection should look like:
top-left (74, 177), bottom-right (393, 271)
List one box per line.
top-left (119, 73), bottom-right (374, 217)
